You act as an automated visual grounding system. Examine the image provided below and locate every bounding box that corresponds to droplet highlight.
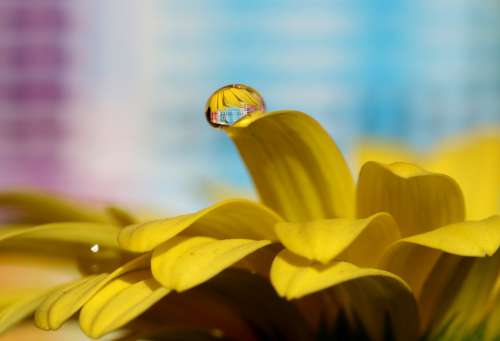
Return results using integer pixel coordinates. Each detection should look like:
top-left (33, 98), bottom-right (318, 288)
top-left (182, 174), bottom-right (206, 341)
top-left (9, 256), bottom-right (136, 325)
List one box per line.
top-left (90, 244), bottom-right (100, 253)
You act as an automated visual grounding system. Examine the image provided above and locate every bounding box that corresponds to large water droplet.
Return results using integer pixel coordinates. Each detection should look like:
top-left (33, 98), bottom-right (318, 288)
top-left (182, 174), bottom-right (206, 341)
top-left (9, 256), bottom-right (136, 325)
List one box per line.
top-left (205, 84), bottom-right (266, 128)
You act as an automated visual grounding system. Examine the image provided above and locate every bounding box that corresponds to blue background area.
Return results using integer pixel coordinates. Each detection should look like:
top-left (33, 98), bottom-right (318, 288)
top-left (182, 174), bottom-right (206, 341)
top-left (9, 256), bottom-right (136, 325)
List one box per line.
top-left (150, 0), bottom-right (500, 202)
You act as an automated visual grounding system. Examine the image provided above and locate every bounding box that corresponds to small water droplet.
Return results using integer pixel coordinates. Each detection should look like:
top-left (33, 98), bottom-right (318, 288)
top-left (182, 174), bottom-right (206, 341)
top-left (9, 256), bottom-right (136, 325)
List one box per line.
top-left (77, 244), bottom-right (123, 275)
top-left (90, 244), bottom-right (100, 253)
top-left (205, 84), bottom-right (266, 128)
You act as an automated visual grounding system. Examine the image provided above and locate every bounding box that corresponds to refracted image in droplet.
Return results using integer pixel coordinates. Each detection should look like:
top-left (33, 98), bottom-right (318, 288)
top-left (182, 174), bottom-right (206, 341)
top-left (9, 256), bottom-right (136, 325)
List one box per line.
top-left (205, 84), bottom-right (266, 128)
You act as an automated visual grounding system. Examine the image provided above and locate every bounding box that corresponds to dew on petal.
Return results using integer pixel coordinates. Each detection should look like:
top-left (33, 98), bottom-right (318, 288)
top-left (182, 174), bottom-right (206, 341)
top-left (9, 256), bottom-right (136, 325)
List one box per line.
top-left (205, 84), bottom-right (266, 128)
top-left (77, 244), bottom-right (123, 275)
top-left (90, 244), bottom-right (100, 253)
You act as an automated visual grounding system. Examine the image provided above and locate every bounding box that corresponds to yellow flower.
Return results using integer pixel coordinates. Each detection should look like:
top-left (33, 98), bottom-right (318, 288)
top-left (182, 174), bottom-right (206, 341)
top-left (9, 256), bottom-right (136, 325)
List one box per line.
top-left (224, 107), bottom-right (499, 340)
top-left (355, 131), bottom-right (500, 339)
top-left (0, 85), bottom-right (499, 340)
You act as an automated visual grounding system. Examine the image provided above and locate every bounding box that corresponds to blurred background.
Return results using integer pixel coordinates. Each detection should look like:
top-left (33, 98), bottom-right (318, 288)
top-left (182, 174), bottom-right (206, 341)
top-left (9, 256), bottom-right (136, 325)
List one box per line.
top-left (1, 0), bottom-right (499, 213)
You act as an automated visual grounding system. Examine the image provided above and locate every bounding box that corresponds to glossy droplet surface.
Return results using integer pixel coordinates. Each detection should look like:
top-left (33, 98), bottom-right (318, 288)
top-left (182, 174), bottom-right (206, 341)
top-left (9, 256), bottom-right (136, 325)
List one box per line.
top-left (205, 84), bottom-right (266, 127)
top-left (77, 244), bottom-right (123, 275)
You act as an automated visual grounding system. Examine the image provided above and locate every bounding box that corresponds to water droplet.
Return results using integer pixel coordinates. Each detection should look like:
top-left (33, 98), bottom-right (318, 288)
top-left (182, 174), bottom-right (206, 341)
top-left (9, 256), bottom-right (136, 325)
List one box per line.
top-left (205, 84), bottom-right (266, 128)
top-left (90, 244), bottom-right (100, 253)
top-left (77, 244), bottom-right (123, 275)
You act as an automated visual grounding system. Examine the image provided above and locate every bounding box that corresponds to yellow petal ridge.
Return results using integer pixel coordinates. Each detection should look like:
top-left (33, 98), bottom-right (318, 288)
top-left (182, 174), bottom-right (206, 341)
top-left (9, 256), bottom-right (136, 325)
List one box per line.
top-left (380, 216), bottom-right (500, 298)
top-left (151, 235), bottom-right (271, 291)
top-left (357, 161), bottom-right (465, 236)
top-left (275, 213), bottom-right (400, 266)
top-left (270, 249), bottom-right (410, 300)
top-left (0, 288), bottom-right (54, 335)
top-left (33, 254), bottom-right (151, 330)
top-left (118, 199), bottom-right (281, 252)
top-left (79, 270), bottom-right (169, 338)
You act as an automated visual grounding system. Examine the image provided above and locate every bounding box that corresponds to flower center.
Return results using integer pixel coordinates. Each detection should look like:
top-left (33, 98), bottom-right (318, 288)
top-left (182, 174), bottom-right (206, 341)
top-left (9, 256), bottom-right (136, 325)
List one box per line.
top-left (205, 84), bottom-right (266, 127)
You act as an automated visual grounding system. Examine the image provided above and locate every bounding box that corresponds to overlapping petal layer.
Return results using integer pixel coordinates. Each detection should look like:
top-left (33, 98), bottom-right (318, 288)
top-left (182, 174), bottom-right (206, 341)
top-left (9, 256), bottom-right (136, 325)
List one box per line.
top-left (274, 213), bottom-right (400, 266)
top-left (227, 110), bottom-right (355, 221)
top-left (0, 288), bottom-right (54, 334)
top-left (34, 254), bottom-right (150, 331)
top-left (271, 250), bottom-right (409, 300)
top-left (152, 236), bottom-right (271, 291)
top-left (420, 252), bottom-right (500, 339)
top-left (79, 270), bottom-right (170, 338)
top-left (485, 289), bottom-right (500, 340)
top-left (270, 250), bottom-right (418, 341)
top-left (381, 216), bottom-right (500, 336)
top-left (357, 161), bottom-right (465, 236)
top-left (381, 216), bottom-right (500, 294)
top-left (118, 199), bottom-right (281, 252)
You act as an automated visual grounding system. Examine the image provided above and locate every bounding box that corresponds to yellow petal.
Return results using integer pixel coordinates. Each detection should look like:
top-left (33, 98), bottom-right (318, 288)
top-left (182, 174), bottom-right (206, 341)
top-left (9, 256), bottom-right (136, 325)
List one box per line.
top-left (326, 274), bottom-right (419, 341)
top-left (0, 288), bottom-right (53, 335)
top-left (270, 250), bottom-right (418, 341)
top-left (79, 270), bottom-right (169, 339)
top-left (275, 213), bottom-right (400, 265)
top-left (396, 215), bottom-right (500, 257)
top-left (380, 216), bottom-right (500, 298)
top-left (34, 254), bottom-right (150, 330)
top-left (152, 236), bottom-right (271, 291)
top-left (357, 161), bottom-right (465, 237)
top-left (119, 199), bottom-right (281, 252)
top-left (226, 110), bottom-right (355, 221)
top-left (426, 132), bottom-right (500, 219)
top-left (0, 222), bottom-right (121, 248)
top-left (0, 190), bottom-right (108, 223)
top-left (485, 290), bottom-right (500, 341)
top-left (422, 252), bottom-right (500, 339)
top-left (270, 249), bottom-right (410, 299)
top-left (34, 274), bottom-right (108, 330)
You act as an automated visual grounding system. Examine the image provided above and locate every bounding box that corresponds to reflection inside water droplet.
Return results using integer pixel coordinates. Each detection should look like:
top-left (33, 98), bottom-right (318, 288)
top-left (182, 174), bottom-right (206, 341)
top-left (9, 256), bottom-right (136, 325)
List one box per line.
top-left (205, 84), bottom-right (266, 128)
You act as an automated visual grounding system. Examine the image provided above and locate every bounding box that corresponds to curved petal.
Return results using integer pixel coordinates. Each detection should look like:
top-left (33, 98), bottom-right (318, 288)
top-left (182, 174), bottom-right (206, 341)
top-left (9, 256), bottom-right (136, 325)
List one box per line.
top-left (34, 274), bottom-right (108, 330)
top-left (79, 270), bottom-right (170, 339)
top-left (395, 215), bottom-right (500, 257)
top-left (270, 249), bottom-right (410, 299)
top-left (275, 213), bottom-right (400, 266)
top-left (225, 110), bottom-right (355, 221)
top-left (422, 252), bottom-right (500, 339)
top-left (0, 190), bottom-right (108, 224)
top-left (0, 222), bottom-right (121, 248)
top-left (357, 161), bottom-right (465, 237)
top-left (119, 199), bottom-right (281, 252)
top-left (34, 254), bottom-right (150, 330)
top-left (426, 132), bottom-right (500, 219)
top-left (270, 250), bottom-right (418, 341)
top-left (485, 290), bottom-right (500, 341)
top-left (0, 288), bottom-right (54, 335)
top-left (380, 216), bottom-right (500, 298)
top-left (151, 236), bottom-right (271, 292)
